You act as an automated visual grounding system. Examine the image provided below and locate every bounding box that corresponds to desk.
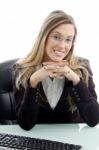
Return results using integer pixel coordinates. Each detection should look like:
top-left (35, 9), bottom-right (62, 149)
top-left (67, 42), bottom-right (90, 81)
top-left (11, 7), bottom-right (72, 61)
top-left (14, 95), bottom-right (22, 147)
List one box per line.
top-left (0, 124), bottom-right (99, 150)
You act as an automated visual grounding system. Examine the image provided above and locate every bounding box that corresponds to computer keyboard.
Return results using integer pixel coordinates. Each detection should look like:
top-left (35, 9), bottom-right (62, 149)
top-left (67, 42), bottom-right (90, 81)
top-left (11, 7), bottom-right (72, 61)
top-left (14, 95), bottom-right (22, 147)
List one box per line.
top-left (0, 133), bottom-right (84, 150)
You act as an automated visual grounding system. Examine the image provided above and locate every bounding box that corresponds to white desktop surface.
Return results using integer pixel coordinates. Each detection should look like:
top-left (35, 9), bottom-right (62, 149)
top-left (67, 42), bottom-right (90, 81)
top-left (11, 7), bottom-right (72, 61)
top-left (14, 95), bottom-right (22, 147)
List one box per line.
top-left (0, 124), bottom-right (99, 150)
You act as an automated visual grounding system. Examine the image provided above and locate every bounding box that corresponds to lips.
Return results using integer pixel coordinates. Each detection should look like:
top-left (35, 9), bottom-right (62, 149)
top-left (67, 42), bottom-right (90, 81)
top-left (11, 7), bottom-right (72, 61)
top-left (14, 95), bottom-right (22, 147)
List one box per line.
top-left (54, 49), bottom-right (64, 57)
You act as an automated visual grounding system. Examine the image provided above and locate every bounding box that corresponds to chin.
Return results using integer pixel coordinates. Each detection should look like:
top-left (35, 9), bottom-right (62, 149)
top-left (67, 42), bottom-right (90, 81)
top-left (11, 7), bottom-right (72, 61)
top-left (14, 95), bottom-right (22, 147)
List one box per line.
top-left (54, 58), bottom-right (64, 62)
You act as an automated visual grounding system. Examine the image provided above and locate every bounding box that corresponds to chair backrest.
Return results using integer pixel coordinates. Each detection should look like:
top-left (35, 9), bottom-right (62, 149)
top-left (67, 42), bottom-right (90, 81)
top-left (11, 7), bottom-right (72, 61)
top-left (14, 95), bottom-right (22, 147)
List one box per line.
top-left (0, 59), bottom-right (18, 124)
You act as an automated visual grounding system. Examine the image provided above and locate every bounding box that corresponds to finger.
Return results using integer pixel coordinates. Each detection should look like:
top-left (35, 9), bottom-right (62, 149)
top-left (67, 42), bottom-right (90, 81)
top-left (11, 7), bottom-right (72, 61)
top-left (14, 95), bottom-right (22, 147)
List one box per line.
top-left (42, 60), bottom-right (69, 66)
top-left (50, 73), bottom-right (64, 79)
top-left (57, 60), bottom-right (66, 66)
top-left (49, 73), bottom-right (58, 78)
top-left (44, 65), bottom-right (60, 70)
top-left (56, 75), bottom-right (64, 79)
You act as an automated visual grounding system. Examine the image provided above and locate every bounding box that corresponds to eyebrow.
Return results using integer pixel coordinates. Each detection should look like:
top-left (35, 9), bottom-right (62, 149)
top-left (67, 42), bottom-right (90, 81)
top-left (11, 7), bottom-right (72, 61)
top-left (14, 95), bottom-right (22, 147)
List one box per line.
top-left (51, 31), bottom-right (74, 38)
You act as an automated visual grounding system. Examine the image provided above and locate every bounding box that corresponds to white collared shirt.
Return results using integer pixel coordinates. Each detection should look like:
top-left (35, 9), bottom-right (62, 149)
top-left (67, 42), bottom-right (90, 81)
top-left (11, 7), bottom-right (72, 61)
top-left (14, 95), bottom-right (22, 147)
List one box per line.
top-left (42, 77), bottom-right (65, 109)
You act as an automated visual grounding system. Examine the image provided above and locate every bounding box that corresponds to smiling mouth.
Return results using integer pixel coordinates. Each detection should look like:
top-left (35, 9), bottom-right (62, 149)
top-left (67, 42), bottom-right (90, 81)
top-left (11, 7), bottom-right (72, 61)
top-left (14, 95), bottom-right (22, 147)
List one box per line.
top-left (54, 49), bottom-right (64, 57)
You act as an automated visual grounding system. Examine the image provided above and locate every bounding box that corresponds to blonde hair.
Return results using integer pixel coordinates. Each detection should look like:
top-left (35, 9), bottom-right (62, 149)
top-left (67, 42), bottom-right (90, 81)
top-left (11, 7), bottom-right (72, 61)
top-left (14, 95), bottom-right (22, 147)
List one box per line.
top-left (14, 10), bottom-right (89, 89)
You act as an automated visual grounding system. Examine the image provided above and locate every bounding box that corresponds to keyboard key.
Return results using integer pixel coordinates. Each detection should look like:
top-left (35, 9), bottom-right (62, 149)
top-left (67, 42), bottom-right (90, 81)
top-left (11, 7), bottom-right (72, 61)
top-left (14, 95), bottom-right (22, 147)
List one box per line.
top-left (0, 133), bottom-right (84, 150)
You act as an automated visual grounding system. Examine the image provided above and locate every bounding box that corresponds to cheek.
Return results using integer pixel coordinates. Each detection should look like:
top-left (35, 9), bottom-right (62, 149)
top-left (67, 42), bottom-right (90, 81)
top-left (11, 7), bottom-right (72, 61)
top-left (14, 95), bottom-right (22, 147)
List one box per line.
top-left (45, 39), bottom-right (53, 53)
top-left (67, 44), bottom-right (73, 52)
top-left (46, 38), bottom-right (55, 48)
top-left (68, 42), bottom-right (73, 48)
top-left (66, 47), bottom-right (71, 54)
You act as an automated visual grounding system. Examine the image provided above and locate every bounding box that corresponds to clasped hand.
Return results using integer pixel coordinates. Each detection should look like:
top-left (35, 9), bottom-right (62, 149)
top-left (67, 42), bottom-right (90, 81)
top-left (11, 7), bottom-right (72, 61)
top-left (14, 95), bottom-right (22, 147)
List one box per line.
top-left (30, 60), bottom-right (80, 87)
top-left (43, 60), bottom-right (70, 79)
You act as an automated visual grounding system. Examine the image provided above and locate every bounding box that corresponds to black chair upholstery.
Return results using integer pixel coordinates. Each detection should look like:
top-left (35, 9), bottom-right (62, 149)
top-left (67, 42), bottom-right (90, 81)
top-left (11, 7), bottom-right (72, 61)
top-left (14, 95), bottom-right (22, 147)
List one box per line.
top-left (0, 59), bottom-right (18, 124)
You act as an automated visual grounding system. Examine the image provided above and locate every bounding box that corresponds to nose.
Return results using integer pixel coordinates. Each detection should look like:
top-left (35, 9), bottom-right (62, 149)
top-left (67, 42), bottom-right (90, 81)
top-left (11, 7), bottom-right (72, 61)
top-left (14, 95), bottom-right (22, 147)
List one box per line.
top-left (58, 40), bottom-right (66, 49)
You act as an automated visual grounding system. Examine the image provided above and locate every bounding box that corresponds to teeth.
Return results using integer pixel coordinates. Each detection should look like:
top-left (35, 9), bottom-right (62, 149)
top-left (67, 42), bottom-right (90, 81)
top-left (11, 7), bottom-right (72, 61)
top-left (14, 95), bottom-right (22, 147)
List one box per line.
top-left (54, 50), bottom-right (64, 56)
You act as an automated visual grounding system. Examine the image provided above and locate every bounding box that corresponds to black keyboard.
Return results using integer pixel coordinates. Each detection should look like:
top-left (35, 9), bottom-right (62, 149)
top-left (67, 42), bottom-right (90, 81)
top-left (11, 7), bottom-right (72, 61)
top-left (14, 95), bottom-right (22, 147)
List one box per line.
top-left (0, 133), bottom-right (84, 150)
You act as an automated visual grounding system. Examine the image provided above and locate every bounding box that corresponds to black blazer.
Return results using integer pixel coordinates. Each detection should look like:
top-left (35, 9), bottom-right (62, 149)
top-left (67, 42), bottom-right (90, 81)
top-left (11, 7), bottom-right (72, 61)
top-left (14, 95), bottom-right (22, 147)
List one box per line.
top-left (13, 59), bottom-right (99, 130)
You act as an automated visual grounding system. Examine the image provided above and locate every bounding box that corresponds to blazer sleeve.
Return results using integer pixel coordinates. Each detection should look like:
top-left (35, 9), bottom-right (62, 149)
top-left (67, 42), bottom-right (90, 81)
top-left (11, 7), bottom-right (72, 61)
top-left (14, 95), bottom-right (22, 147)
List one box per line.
top-left (13, 70), bottom-right (39, 130)
top-left (68, 59), bottom-right (99, 127)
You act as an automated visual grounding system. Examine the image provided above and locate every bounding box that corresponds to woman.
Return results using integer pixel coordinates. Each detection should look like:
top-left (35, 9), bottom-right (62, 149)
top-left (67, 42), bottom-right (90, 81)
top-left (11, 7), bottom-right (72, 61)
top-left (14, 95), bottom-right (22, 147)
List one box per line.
top-left (13, 10), bottom-right (99, 130)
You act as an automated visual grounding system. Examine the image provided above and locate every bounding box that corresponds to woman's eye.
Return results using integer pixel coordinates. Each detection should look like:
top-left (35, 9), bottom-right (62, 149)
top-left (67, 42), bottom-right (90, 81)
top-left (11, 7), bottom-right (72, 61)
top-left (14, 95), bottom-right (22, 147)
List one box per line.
top-left (53, 35), bottom-right (61, 41)
top-left (66, 39), bottom-right (72, 43)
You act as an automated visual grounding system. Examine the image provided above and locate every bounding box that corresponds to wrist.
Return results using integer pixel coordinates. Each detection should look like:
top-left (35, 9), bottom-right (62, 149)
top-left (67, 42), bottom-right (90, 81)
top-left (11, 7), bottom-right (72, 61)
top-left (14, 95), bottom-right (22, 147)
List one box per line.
top-left (29, 75), bottom-right (39, 88)
top-left (72, 76), bottom-right (80, 85)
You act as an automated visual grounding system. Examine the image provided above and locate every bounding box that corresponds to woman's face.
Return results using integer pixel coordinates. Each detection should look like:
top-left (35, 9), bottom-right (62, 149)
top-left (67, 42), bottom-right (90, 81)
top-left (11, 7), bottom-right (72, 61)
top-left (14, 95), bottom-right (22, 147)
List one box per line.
top-left (43, 24), bottom-right (75, 62)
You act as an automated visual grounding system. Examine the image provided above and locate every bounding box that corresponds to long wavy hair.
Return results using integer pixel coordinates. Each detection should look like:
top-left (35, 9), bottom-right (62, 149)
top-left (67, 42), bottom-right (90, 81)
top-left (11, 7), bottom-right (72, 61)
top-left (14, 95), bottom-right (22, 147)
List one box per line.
top-left (14, 10), bottom-right (89, 89)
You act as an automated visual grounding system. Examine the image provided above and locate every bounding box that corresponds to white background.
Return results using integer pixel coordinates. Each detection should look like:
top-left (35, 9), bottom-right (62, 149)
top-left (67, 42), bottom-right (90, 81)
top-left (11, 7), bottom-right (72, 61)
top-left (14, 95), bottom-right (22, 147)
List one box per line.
top-left (0, 0), bottom-right (99, 99)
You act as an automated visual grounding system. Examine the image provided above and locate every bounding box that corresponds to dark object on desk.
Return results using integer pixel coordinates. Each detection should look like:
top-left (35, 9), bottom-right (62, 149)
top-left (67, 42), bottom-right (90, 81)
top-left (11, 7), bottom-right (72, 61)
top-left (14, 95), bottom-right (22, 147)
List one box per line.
top-left (0, 59), bottom-right (18, 124)
top-left (0, 133), bottom-right (84, 150)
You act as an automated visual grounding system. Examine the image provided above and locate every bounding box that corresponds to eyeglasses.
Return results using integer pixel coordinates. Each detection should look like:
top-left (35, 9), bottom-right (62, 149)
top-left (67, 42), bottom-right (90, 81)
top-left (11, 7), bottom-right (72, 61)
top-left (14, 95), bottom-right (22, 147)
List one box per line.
top-left (48, 33), bottom-right (74, 44)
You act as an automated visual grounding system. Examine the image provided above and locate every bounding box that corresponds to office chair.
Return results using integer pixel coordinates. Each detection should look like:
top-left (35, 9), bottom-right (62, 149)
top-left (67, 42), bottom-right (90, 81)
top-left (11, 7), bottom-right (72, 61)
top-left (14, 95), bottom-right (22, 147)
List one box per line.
top-left (0, 59), bottom-right (18, 124)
